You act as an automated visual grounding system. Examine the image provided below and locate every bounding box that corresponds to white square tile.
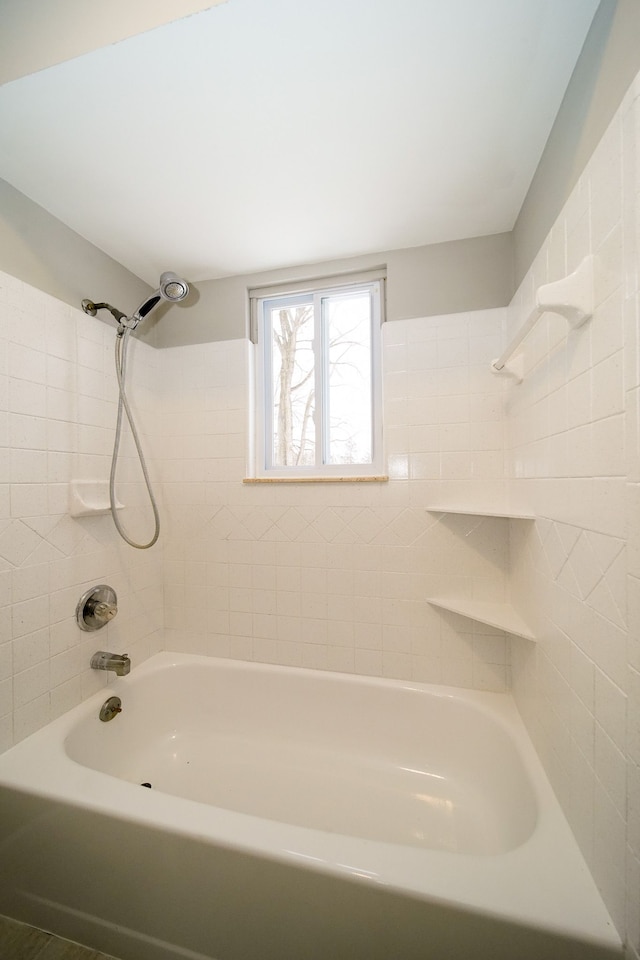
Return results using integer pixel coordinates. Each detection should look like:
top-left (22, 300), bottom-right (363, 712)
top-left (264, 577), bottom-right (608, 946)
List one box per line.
top-left (591, 414), bottom-right (625, 477)
top-left (10, 483), bottom-right (49, 518)
top-left (13, 692), bottom-right (50, 743)
top-left (9, 378), bottom-right (47, 416)
top-left (595, 669), bottom-right (627, 751)
top-left (13, 660), bottom-right (50, 709)
top-left (8, 342), bottom-right (46, 383)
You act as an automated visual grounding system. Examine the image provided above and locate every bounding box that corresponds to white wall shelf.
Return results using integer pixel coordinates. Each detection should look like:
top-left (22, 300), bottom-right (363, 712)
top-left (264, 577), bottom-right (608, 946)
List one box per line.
top-left (426, 506), bottom-right (535, 520)
top-left (69, 481), bottom-right (123, 518)
top-left (426, 506), bottom-right (537, 641)
top-left (426, 595), bottom-right (536, 641)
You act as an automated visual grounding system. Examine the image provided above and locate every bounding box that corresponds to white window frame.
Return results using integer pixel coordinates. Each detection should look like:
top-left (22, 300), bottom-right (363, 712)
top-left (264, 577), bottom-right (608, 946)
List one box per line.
top-left (251, 275), bottom-right (384, 479)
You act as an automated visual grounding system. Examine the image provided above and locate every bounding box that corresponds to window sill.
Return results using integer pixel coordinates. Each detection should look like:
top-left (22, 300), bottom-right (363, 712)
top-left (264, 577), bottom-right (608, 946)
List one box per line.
top-left (243, 476), bottom-right (389, 484)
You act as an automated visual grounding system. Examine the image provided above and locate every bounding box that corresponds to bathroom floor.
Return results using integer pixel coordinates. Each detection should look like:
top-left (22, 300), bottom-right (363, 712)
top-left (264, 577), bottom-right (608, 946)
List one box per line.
top-left (0, 915), bottom-right (120, 960)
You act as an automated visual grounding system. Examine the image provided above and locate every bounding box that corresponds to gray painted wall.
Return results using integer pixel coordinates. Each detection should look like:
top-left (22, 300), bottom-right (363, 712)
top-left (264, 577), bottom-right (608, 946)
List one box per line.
top-left (0, 1), bottom-right (222, 85)
top-left (0, 177), bottom-right (513, 345)
top-left (513, 0), bottom-right (640, 281)
top-left (0, 179), bottom-right (156, 342)
top-left (158, 233), bottom-right (514, 347)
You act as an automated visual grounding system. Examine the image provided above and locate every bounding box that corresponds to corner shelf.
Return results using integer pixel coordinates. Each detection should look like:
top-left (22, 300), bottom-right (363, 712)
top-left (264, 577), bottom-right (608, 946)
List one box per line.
top-left (426, 595), bottom-right (535, 641)
top-left (426, 505), bottom-right (536, 641)
top-left (426, 506), bottom-right (535, 520)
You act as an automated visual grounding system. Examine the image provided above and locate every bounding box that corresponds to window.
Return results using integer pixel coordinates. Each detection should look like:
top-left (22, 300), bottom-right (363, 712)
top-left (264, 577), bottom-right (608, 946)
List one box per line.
top-left (252, 276), bottom-right (384, 478)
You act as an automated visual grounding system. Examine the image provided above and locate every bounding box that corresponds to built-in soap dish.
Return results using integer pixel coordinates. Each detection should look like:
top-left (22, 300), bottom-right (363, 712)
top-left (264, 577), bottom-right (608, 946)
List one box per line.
top-left (69, 481), bottom-right (124, 518)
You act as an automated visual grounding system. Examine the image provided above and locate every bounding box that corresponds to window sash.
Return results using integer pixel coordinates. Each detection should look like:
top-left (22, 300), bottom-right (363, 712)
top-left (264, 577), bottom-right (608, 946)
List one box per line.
top-left (254, 279), bottom-right (383, 477)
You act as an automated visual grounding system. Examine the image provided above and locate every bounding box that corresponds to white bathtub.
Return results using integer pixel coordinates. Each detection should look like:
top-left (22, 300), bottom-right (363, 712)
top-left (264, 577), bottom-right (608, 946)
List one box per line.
top-left (0, 653), bottom-right (621, 960)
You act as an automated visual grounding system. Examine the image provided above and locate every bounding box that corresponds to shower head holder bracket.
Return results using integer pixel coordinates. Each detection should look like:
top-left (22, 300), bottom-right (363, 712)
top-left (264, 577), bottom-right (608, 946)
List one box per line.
top-left (116, 315), bottom-right (140, 336)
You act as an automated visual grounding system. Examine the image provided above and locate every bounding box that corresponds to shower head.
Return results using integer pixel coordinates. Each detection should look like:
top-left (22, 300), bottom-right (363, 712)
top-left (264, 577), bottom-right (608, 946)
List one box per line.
top-left (81, 271), bottom-right (190, 333)
top-left (159, 272), bottom-right (189, 302)
top-left (132, 271), bottom-right (190, 321)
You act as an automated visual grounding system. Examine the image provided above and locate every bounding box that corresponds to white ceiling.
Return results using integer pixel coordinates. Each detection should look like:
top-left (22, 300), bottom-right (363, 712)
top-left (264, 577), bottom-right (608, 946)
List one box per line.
top-left (0, 0), bottom-right (600, 285)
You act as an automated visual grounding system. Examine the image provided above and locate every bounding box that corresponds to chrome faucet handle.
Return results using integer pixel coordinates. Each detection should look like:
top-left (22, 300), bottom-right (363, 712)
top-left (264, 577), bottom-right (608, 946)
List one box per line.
top-left (76, 585), bottom-right (118, 632)
top-left (87, 599), bottom-right (118, 624)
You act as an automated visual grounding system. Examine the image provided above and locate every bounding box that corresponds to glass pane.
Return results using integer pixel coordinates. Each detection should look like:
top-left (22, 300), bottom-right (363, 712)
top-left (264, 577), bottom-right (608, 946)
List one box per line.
top-left (269, 301), bottom-right (315, 467)
top-left (325, 290), bottom-right (372, 464)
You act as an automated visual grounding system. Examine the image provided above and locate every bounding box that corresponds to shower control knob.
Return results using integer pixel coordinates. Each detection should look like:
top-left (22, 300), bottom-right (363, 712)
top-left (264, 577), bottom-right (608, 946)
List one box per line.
top-left (88, 599), bottom-right (118, 624)
top-left (76, 584), bottom-right (118, 632)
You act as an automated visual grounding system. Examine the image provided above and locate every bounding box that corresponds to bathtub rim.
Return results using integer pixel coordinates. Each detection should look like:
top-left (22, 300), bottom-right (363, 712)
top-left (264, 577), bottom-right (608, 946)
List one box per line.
top-left (0, 652), bottom-right (621, 954)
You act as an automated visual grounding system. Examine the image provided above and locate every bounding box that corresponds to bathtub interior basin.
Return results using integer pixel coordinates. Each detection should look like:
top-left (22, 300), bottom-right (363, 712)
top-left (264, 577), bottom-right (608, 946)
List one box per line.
top-left (0, 653), bottom-right (622, 960)
top-left (64, 660), bottom-right (536, 854)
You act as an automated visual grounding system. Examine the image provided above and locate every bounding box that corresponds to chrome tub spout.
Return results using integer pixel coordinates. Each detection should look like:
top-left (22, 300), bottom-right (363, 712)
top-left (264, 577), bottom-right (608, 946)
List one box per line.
top-left (90, 651), bottom-right (131, 677)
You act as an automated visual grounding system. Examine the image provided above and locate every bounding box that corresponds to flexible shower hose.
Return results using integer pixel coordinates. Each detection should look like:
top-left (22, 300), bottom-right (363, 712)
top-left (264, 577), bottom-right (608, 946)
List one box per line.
top-left (110, 327), bottom-right (160, 549)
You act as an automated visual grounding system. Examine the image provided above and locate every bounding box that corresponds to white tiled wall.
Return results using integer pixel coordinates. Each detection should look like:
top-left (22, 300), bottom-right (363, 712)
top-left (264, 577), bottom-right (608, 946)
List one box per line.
top-left (504, 73), bottom-right (640, 957)
top-left (0, 277), bottom-right (512, 748)
top-left (0, 273), bottom-right (164, 752)
top-left (160, 310), bottom-right (512, 691)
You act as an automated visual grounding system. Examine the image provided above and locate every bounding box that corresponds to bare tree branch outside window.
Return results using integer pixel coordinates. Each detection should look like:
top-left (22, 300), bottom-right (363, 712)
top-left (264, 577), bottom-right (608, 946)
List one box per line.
top-left (271, 304), bottom-right (315, 466)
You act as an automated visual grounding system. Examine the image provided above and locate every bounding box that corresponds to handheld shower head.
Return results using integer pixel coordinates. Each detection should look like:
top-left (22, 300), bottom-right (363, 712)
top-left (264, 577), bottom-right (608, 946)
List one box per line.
top-left (133, 271), bottom-right (190, 321)
top-left (159, 272), bottom-right (189, 302)
top-left (81, 271), bottom-right (190, 333)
